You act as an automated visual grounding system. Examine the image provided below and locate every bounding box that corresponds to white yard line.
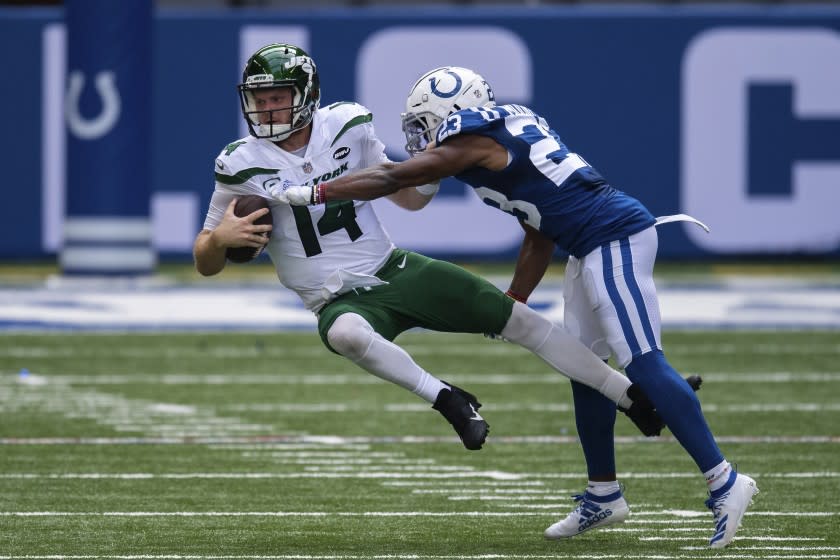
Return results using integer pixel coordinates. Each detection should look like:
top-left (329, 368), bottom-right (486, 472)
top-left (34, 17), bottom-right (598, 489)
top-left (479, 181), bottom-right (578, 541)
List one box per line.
top-left (383, 481), bottom-right (546, 487)
top-left (0, 510), bottom-right (836, 518)
top-left (681, 546), bottom-right (839, 550)
top-left (216, 402), bottom-right (840, 413)
top-left (0, 511), bottom-right (617, 517)
top-left (2, 555), bottom-right (830, 560)
top-left (4, 372), bottom-right (840, 385)
top-left (1, 435), bottom-right (838, 445)
top-left (0, 376), bottom-right (274, 438)
top-left (3, 341), bottom-right (839, 360)
top-left (0, 537), bottom-right (835, 560)
top-left (0, 556), bottom-right (837, 560)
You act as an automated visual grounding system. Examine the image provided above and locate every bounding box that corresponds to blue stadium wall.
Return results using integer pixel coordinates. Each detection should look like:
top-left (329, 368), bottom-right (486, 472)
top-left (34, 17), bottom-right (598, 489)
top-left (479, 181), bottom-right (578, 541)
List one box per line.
top-left (2, 6), bottom-right (839, 260)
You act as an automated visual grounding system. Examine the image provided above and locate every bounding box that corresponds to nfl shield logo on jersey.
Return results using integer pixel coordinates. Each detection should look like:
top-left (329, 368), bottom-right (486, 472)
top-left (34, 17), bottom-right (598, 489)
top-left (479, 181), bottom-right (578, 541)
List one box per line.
top-left (302, 161), bottom-right (313, 174)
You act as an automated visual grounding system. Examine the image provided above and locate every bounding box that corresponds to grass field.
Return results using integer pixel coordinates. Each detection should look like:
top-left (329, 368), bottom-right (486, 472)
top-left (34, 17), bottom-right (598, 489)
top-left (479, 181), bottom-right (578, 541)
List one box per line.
top-left (1, 330), bottom-right (838, 558)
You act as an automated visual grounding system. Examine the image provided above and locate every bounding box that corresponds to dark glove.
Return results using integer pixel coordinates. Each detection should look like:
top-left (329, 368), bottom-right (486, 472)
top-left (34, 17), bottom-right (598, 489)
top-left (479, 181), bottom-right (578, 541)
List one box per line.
top-left (620, 375), bottom-right (704, 437)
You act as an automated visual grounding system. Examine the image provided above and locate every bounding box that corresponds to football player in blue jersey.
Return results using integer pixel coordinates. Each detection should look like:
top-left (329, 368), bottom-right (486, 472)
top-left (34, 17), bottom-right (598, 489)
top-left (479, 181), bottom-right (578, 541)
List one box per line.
top-left (276, 66), bottom-right (758, 548)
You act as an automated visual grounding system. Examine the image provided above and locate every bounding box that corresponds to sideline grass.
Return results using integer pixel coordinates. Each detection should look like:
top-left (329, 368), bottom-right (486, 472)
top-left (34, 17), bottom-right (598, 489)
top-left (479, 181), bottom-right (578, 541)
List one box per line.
top-left (0, 331), bottom-right (838, 557)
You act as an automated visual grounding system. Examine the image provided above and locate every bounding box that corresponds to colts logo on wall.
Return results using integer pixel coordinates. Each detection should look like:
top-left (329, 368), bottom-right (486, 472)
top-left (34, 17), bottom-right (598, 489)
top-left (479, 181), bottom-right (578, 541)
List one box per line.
top-left (65, 70), bottom-right (122, 140)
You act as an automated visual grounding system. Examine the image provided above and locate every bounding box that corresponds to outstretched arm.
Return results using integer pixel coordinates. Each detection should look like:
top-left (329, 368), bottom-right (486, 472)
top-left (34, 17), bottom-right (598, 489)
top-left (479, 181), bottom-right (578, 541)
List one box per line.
top-left (506, 221), bottom-right (556, 303)
top-left (385, 182), bottom-right (439, 211)
top-left (326, 135), bottom-right (490, 201)
top-left (276, 134), bottom-right (506, 205)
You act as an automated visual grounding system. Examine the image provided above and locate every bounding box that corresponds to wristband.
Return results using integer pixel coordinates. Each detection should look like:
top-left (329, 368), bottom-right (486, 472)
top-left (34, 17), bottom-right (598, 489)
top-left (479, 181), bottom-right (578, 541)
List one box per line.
top-left (415, 181), bottom-right (440, 196)
top-left (313, 183), bottom-right (328, 205)
top-left (505, 289), bottom-right (528, 304)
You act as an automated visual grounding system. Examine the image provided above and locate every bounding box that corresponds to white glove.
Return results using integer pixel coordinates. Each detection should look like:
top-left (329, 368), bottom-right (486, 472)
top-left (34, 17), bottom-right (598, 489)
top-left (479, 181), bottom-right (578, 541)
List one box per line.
top-left (284, 185), bottom-right (315, 206)
top-left (266, 183), bottom-right (315, 206)
top-left (266, 182), bottom-right (289, 204)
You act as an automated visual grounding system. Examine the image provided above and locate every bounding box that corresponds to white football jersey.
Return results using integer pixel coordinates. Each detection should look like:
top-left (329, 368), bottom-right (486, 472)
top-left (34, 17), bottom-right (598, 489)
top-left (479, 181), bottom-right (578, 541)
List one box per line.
top-left (203, 102), bottom-right (395, 311)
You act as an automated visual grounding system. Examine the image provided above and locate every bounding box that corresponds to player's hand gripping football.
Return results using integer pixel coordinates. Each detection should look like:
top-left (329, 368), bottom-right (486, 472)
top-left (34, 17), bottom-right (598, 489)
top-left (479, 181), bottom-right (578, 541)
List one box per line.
top-left (214, 198), bottom-right (272, 251)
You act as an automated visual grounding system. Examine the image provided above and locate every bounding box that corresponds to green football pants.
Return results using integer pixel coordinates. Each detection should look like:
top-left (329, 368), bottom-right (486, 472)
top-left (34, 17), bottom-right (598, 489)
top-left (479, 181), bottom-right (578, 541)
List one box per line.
top-left (317, 248), bottom-right (514, 352)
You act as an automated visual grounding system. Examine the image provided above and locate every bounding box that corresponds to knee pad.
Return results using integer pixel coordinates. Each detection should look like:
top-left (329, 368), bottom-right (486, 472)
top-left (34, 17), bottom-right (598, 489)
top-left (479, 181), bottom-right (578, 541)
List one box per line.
top-left (326, 313), bottom-right (375, 361)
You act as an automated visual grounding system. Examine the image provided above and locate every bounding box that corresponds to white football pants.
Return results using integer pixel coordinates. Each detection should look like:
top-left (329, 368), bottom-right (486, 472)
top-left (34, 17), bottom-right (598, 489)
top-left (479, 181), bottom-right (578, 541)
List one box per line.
top-left (563, 225), bottom-right (662, 369)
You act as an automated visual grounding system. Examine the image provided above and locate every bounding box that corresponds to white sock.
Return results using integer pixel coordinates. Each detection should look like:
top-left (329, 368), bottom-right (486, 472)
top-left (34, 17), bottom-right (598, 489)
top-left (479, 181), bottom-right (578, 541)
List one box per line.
top-left (327, 313), bottom-right (445, 403)
top-left (501, 303), bottom-right (632, 406)
top-left (412, 369), bottom-right (448, 403)
top-left (587, 480), bottom-right (621, 497)
top-left (704, 460), bottom-right (733, 492)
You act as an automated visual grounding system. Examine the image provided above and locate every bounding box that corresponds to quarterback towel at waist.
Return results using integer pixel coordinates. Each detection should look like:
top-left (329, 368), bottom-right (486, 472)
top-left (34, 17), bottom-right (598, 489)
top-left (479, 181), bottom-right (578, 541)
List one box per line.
top-left (321, 268), bottom-right (389, 301)
top-left (655, 213), bottom-right (710, 233)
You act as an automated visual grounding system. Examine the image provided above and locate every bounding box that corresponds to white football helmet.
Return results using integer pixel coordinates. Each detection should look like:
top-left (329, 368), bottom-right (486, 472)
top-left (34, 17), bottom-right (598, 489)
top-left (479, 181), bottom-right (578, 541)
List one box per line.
top-left (401, 66), bottom-right (495, 155)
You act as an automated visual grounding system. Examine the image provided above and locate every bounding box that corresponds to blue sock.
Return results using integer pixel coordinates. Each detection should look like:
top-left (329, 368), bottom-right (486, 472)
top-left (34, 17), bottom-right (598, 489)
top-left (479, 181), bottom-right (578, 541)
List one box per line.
top-left (625, 350), bottom-right (723, 472)
top-left (571, 380), bottom-right (617, 479)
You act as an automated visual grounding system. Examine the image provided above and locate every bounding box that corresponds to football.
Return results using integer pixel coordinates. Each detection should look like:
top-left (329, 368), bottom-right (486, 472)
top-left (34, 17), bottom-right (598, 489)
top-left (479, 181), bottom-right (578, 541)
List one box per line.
top-left (225, 195), bottom-right (272, 263)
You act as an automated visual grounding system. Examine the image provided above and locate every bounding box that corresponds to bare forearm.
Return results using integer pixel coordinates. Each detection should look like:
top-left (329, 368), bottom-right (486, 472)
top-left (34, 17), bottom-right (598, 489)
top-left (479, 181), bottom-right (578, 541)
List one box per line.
top-left (321, 163), bottom-right (414, 202)
top-left (384, 178), bottom-right (439, 210)
top-left (293, 139), bottom-right (483, 206)
top-left (193, 230), bottom-right (226, 276)
top-left (508, 228), bottom-right (555, 302)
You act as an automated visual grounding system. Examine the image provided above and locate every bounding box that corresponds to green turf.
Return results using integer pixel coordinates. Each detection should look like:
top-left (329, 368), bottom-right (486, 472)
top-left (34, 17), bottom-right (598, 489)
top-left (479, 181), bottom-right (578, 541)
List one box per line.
top-left (1, 330), bottom-right (838, 558)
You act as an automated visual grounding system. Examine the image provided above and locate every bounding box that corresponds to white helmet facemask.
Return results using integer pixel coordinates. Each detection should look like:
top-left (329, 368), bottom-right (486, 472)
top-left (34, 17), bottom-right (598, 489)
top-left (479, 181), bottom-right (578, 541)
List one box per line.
top-left (401, 66), bottom-right (495, 155)
top-left (242, 82), bottom-right (312, 142)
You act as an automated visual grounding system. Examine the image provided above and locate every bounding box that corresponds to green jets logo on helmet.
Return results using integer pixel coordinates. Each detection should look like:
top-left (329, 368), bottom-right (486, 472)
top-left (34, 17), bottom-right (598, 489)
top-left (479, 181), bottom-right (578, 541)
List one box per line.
top-left (238, 43), bottom-right (321, 142)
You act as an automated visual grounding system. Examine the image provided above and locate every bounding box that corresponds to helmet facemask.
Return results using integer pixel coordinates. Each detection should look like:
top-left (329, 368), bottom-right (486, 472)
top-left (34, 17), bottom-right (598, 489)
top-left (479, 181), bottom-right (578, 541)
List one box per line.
top-left (401, 111), bottom-right (442, 155)
top-left (238, 44), bottom-right (320, 142)
top-left (240, 83), bottom-right (312, 141)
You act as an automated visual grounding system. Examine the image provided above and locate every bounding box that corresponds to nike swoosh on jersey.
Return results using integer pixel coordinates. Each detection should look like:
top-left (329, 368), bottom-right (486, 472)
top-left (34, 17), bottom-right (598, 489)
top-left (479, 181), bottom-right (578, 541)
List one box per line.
top-left (397, 255), bottom-right (407, 269)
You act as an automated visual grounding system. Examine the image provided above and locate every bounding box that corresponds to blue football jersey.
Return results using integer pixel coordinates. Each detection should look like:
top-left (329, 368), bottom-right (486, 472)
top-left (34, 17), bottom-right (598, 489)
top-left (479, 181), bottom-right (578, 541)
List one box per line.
top-left (435, 104), bottom-right (655, 258)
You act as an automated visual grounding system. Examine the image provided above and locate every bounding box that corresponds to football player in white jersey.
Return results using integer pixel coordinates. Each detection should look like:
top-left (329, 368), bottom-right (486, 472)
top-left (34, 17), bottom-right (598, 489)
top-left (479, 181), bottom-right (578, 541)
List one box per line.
top-left (194, 44), bottom-right (664, 454)
top-left (278, 66), bottom-right (758, 548)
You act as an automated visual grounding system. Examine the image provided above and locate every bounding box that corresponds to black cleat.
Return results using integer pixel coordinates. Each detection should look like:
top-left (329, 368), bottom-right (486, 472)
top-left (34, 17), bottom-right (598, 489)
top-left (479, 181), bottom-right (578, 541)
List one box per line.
top-left (621, 376), bottom-right (704, 437)
top-left (620, 383), bottom-right (664, 436)
top-left (432, 382), bottom-right (489, 450)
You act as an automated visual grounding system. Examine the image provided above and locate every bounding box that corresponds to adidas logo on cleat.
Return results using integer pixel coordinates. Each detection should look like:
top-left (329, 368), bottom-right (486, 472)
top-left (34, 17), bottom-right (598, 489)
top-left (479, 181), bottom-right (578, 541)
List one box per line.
top-left (544, 491), bottom-right (630, 539)
top-left (578, 508), bottom-right (613, 532)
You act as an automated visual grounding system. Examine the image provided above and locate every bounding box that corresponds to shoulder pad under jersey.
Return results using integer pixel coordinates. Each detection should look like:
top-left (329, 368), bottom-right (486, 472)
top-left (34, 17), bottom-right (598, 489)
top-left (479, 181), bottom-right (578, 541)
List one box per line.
top-left (321, 101), bottom-right (374, 147)
top-left (213, 137), bottom-right (278, 187)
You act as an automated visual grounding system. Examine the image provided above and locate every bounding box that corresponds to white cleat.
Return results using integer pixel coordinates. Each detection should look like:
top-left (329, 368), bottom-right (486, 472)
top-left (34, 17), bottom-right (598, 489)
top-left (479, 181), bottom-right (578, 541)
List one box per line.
top-left (544, 490), bottom-right (629, 539)
top-left (706, 473), bottom-right (759, 548)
